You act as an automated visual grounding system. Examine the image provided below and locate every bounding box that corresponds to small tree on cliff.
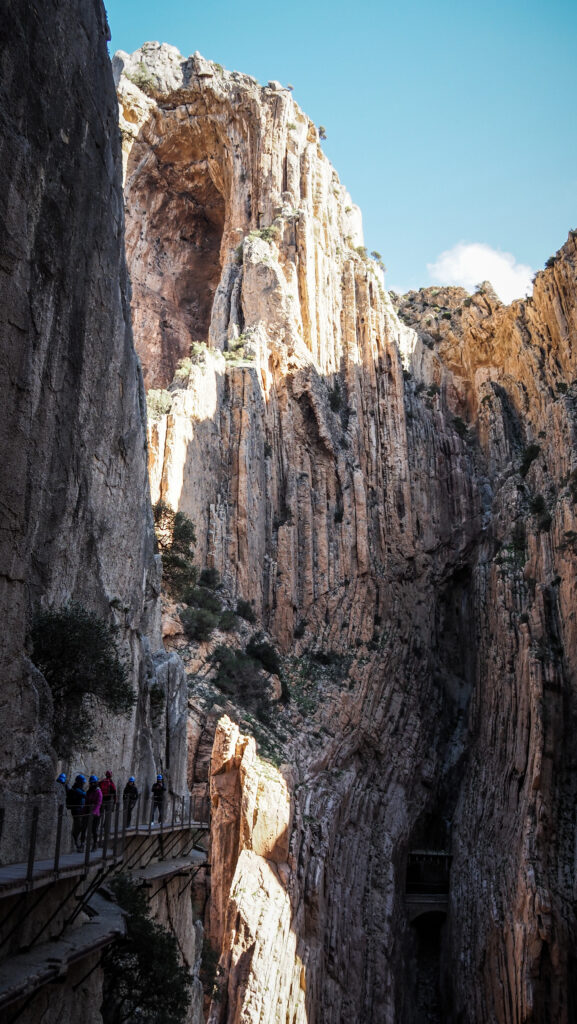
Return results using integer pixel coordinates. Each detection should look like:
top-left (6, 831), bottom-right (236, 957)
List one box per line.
top-left (153, 501), bottom-right (198, 599)
top-left (29, 604), bottom-right (135, 757)
top-left (102, 875), bottom-right (191, 1024)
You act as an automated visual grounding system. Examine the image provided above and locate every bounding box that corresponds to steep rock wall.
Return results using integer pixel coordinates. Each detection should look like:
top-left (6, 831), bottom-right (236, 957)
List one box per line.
top-left (0, 4), bottom-right (189, 863)
top-left (118, 44), bottom-right (577, 1024)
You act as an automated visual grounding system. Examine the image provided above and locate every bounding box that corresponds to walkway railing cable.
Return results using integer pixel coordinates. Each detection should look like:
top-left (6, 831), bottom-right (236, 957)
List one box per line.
top-left (0, 793), bottom-right (210, 898)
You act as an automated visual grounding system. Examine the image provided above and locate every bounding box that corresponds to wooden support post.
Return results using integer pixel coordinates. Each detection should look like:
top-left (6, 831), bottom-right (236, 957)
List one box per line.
top-left (26, 806), bottom-right (39, 886)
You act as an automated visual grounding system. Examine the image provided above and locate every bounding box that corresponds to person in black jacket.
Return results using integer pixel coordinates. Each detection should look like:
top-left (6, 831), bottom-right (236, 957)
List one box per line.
top-left (151, 774), bottom-right (165, 824)
top-left (123, 776), bottom-right (139, 827)
top-left (68, 774), bottom-right (88, 851)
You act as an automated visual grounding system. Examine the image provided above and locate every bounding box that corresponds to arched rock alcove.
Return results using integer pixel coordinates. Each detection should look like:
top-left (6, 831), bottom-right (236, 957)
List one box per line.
top-left (124, 123), bottom-right (226, 388)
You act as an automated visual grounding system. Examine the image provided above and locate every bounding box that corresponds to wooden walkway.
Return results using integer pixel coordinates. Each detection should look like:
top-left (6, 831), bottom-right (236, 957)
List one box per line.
top-left (0, 798), bottom-right (210, 899)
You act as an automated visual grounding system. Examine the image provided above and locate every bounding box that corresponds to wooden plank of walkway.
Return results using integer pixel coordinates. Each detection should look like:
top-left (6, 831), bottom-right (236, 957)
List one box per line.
top-left (0, 892), bottom-right (125, 1010)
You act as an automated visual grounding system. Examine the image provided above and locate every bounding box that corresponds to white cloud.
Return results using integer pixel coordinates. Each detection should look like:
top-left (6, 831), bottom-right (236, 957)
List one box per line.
top-left (427, 242), bottom-right (533, 304)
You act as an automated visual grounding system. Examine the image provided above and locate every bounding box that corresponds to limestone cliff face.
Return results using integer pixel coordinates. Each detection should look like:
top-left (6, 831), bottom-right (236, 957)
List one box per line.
top-left (118, 44), bottom-right (577, 1024)
top-left (0, 5), bottom-right (188, 862)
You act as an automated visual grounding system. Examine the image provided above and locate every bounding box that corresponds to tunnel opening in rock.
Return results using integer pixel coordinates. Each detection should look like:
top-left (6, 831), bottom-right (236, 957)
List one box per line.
top-left (125, 141), bottom-right (226, 389)
top-left (408, 911), bottom-right (447, 1024)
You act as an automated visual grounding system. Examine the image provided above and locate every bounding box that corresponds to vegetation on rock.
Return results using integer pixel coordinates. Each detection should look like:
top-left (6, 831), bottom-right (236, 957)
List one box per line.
top-left (29, 604), bottom-right (134, 757)
top-left (102, 875), bottom-right (191, 1024)
top-left (146, 388), bottom-right (172, 420)
top-left (153, 501), bottom-right (197, 599)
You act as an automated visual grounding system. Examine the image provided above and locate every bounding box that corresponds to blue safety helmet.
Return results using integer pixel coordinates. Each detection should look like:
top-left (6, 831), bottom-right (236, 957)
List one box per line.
top-left (157, 774), bottom-right (163, 780)
top-left (57, 773), bottom-right (66, 783)
top-left (129, 776), bottom-right (135, 783)
top-left (89, 774), bottom-right (98, 783)
top-left (75, 774), bottom-right (86, 784)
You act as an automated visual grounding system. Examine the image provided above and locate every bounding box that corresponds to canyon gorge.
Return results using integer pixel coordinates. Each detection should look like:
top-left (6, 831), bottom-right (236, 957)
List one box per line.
top-left (1, 3), bottom-right (576, 1023)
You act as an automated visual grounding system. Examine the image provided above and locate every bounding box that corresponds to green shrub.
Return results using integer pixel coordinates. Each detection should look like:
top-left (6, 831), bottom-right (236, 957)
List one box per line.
top-left (182, 586), bottom-right (221, 613)
top-left (519, 444), bottom-right (541, 478)
top-left (246, 635), bottom-right (281, 675)
top-left (219, 610), bottom-right (238, 632)
top-left (180, 607), bottom-right (218, 643)
top-left (126, 63), bottom-right (156, 95)
top-left (102, 875), bottom-right (191, 1024)
top-left (29, 605), bottom-right (134, 758)
top-left (190, 341), bottom-right (209, 363)
top-left (236, 598), bottom-right (256, 623)
top-left (530, 494), bottom-right (547, 515)
top-left (153, 502), bottom-right (198, 599)
top-left (545, 255), bottom-right (556, 269)
top-left (318, 125), bottom-right (327, 140)
top-left (211, 644), bottom-right (263, 700)
top-left (173, 357), bottom-right (193, 383)
top-left (146, 389), bottom-right (172, 421)
top-left (453, 416), bottom-right (468, 439)
top-left (249, 226), bottom-right (278, 244)
top-left (293, 619), bottom-right (307, 638)
top-left (199, 567), bottom-right (220, 590)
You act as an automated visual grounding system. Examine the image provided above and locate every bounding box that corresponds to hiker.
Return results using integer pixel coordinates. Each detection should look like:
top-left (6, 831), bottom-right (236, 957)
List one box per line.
top-left (86, 775), bottom-right (103, 847)
top-left (99, 769), bottom-right (117, 838)
top-left (68, 774), bottom-right (88, 852)
top-left (123, 776), bottom-right (139, 827)
top-left (151, 774), bottom-right (166, 824)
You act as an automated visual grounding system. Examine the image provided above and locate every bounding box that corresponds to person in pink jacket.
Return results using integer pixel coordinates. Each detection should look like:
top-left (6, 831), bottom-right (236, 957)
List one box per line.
top-left (86, 775), bottom-right (102, 848)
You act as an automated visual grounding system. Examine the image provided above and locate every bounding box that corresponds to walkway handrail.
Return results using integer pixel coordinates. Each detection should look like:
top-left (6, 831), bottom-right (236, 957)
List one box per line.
top-left (0, 793), bottom-right (210, 888)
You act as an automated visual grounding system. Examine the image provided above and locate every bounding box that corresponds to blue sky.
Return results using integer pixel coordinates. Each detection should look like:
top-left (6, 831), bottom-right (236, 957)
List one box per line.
top-left (105, 0), bottom-right (576, 300)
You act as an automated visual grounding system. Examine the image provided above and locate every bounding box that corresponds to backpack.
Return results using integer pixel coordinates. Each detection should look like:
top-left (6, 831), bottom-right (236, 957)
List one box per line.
top-left (100, 778), bottom-right (116, 798)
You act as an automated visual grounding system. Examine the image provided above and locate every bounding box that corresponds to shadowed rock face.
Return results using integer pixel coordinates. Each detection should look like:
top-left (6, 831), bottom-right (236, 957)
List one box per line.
top-left (125, 140), bottom-right (225, 388)
top-left (118, 46), bottom-right (577, 1024)
top-left (0, 6), bottom-right (189, 859)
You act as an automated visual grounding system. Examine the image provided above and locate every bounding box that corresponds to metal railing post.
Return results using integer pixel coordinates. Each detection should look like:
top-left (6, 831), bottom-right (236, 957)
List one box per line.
top-left (188, 795), bottom-right (192, 827)
top-left (0, 807), bottom-right (5, 852)
top-left (53, 804), bottom-right (64, 875)
top-left (102, 805), bottom-right (112, 862)
top-left (121, 797), bottom-right (129, 860)
top-left (171, 794), bottom-right (176, 830)
top-left (84, 815), bottom-right (92, 870)
top-left (181, 795), bottom-right (185, 827)
top-left (113, 800), bottom-right (120, 860)
top-left (26, 806), bottom-right (39, 886)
